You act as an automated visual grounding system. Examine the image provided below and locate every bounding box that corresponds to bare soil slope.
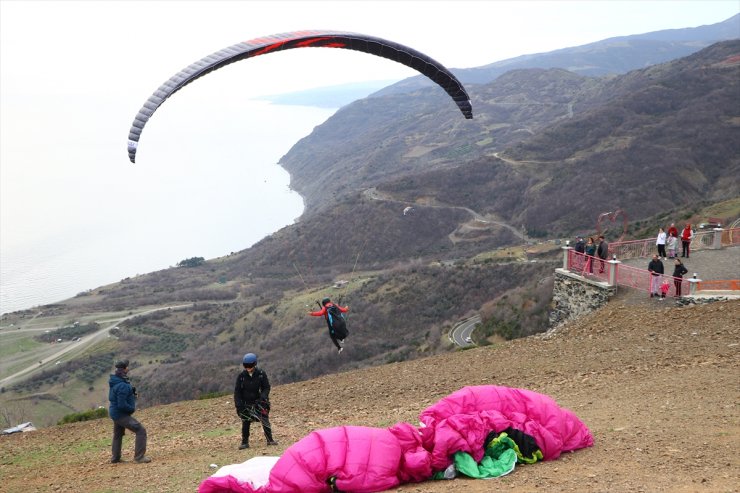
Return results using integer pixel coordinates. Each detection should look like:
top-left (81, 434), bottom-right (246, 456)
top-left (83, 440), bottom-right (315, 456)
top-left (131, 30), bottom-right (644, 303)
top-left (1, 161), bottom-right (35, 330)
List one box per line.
top-left (1, 297), bottom-right (738, 493)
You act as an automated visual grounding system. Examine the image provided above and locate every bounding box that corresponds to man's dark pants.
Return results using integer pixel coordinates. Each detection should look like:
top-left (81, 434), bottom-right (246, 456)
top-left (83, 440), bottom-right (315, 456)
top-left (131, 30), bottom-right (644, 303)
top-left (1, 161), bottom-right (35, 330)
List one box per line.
top-left (111, 415), bottom-right (147, 461)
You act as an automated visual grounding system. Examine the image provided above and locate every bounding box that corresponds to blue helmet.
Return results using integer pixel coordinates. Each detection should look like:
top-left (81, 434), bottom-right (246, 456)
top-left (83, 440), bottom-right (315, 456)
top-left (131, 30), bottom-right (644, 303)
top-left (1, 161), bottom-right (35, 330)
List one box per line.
top-left (242, 353), bottom-right (257, 365)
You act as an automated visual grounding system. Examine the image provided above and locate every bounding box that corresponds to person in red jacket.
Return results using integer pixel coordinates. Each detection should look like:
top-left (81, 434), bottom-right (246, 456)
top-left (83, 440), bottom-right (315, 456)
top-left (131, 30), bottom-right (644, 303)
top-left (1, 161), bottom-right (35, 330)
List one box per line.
top-left (680, 224), bottom-right (694, 258)
top-left (309, 297), bottom-right (349, 354)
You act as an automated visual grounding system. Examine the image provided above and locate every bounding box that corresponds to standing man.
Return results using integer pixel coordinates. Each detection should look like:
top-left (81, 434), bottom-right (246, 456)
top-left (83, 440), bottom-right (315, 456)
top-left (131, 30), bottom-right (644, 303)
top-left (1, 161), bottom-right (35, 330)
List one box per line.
top-left (234, 353), bottom-right (278, 449)
top-left (574, 236), bottom-right (585, 254)
top-left (647, 255), bottom-right (664, 298)
top-left (596, 235), bottom-right (609, 274)
top-left (109, 359), bottom-right (150, 464)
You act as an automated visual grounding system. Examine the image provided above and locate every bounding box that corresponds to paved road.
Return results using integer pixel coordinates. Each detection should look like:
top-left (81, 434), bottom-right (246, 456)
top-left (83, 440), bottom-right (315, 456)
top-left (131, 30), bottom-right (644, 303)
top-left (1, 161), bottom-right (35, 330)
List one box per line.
top-left (0, 304), bottom-right (192, 387)
top-left (449, 315), bottom-right (481, 348)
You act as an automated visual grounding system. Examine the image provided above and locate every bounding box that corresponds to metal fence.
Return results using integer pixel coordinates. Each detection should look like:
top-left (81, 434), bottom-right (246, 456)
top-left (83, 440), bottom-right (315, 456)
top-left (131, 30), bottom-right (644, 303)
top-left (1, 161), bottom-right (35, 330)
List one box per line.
top-left (566, 249), bottom-right (714, 297)
top-left (608, 228), bottom-right (740, 260)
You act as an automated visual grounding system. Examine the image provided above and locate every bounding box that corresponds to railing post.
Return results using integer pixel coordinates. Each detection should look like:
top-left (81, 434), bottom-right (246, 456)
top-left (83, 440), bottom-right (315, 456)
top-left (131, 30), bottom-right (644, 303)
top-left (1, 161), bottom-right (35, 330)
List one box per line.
top-left (712, 228), bottom-right (723, 250)
top-left (688, 273), bottom-right (702, 296)
top-left (562, 245), bottom-right (573, 271)
top-left (608, 255), bottom-right (620, 287)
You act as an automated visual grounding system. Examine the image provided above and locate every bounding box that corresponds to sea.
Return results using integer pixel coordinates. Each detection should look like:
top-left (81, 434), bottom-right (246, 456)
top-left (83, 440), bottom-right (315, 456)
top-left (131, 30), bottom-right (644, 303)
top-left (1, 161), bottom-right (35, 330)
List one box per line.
top-left (0, 101), bottom-right (336, 315)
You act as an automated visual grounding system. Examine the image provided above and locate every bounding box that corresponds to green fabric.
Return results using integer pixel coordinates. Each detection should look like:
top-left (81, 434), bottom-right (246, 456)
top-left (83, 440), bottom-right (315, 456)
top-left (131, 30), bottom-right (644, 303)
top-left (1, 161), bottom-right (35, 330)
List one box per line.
top-left (433, 431), bottom-right (544, 480)
top-left (452, 434), bottom-right (518, 479)
top-left (487, 432), bottom-right (543, 464)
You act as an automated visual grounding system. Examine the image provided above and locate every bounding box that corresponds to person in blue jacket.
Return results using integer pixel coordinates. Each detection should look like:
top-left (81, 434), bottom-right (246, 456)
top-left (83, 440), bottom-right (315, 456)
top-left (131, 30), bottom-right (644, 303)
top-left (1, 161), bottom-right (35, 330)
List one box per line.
top-left (108, 359), bottom-right (150, 463)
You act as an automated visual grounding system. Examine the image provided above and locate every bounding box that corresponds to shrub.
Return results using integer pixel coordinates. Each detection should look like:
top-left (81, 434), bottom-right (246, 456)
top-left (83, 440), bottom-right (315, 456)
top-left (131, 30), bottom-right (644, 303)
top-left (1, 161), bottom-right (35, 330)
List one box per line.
top-left (58, 407), bottom-right (108, 425)
top-left (198, 390), bottom-right (230, 400)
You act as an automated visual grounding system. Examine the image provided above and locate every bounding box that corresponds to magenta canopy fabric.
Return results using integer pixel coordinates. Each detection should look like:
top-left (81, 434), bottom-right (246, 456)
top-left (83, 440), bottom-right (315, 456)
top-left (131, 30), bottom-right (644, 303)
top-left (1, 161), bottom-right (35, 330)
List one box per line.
top-left (199, 386), bottom-right (593, 493)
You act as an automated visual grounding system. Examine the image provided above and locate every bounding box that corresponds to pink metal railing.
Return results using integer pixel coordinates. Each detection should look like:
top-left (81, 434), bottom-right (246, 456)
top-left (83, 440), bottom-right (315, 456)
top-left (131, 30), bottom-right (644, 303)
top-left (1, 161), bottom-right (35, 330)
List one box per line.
top-left (609, 228), bottom-right (740, 260)
top-left (567, 250), bottom-right (694, 297)
top-left (567, 250), bottom-right (609, 282)
top-left (564, 228), bottom-right (739, 296)
top-left (722, 228), bottom-right (740, 246)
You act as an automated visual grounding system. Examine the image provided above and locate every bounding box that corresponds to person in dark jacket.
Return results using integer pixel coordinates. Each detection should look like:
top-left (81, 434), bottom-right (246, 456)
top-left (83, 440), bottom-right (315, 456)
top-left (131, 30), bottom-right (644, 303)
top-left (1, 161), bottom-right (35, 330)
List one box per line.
top-left (672, 258), bottom-right (689, 297)
top-left (574, 237), bottom-right (585, 254)
top-left (596, 235), bottom-right (609, 273)
top-left (108, 359), bottom-right (150, 463)
top-left (234, 353), bottom-right (277, 449)
top-left (647, 255), bottom-right (664, 298)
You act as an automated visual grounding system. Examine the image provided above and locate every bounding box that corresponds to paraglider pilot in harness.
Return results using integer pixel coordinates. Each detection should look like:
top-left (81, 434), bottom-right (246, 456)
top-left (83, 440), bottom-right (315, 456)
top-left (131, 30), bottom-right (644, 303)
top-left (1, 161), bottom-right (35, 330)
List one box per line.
top-left (234, 353), bottom-right (278, 449)
top-left (309, 297), bottom-right (349, 354)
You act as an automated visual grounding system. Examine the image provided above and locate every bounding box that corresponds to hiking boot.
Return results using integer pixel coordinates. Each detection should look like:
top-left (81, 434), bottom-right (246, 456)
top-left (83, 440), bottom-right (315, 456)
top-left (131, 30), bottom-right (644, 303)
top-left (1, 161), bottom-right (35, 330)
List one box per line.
top-left (267, 440), bottom-right (279, 446)
top-left (337, 347), bottom-right (343, 354)
top-left (239, 442), bottom-right (249, 450)
top-left (134, 456), bottom-right (151, 464)
top-left (110, 458), bottom-right (125, 464)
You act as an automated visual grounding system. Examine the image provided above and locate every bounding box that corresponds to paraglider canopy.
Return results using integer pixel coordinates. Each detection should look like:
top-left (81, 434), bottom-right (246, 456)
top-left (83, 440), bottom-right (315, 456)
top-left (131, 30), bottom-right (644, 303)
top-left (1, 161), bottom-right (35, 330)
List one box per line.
top-left (127, 30), bottom-right (473, 163)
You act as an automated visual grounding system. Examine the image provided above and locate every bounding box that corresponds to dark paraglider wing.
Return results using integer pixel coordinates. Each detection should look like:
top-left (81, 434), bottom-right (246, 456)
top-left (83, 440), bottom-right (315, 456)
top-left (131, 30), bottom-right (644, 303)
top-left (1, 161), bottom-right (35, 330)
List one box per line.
top-left (127, 30), bottom-right (473, 163)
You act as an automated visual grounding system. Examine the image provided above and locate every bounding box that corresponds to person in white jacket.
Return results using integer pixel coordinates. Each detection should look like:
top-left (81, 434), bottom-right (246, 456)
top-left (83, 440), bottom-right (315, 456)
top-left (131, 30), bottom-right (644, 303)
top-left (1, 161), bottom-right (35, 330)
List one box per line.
top-left (656, 228), bottom-right (667, 260)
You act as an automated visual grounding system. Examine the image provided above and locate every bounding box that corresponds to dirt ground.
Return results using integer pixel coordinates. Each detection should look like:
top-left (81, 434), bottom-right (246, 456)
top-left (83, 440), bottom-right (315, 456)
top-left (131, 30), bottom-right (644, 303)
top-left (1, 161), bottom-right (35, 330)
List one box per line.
top-left (1, 296), bottom-right (738, 493)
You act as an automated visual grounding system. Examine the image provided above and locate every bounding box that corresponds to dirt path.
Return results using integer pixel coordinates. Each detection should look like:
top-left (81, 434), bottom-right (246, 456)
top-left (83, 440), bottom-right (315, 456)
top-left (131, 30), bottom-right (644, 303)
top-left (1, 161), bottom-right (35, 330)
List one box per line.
top-left (363, 187), bottom-right (530, 242)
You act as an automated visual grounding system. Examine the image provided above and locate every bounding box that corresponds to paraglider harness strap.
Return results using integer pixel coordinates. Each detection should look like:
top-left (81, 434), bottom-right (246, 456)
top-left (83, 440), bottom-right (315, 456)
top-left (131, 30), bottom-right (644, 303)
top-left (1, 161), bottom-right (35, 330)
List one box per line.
top-left (239, 400), bottom-right (271, 422)
top-left (237, 370), bottom-right (270, 421)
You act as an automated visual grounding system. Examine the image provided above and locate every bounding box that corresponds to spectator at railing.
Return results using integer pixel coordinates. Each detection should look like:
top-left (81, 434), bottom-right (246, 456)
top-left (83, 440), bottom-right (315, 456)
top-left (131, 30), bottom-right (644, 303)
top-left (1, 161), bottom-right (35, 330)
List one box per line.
top-left (574, 236), bottom-right (585, 254)
top-left (597, 235), bottom-right (609, 274)
top-left (656, 228), bottom-right (667, 260)
top-left (647, 255), bottom-right (664, 298)
top-left (584, 237), bottom-right (596, 274)
top-left (681, 224), bottom-right (694, 258)
top-left (667, 223), bottom-right (679, 239)
top-left (667, 234), bottom-right (678, 259)
top-left (672, 259), bottom-right (688, 297)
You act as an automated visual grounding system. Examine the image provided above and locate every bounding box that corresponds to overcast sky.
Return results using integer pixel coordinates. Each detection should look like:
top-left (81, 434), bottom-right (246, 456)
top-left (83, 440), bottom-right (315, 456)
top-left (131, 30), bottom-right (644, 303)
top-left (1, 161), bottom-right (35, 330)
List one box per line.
top-left (1, 1), bottom-right (738, 312)
top-left (1, 0), bottom-right (738, 233)
top-left (2, 1), bottom-right (739, 97)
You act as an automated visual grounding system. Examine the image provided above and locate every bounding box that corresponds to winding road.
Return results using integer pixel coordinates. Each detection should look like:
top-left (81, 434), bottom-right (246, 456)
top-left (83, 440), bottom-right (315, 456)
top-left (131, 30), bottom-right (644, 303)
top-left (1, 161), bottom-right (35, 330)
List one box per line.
top-left (448, 314), bottom-right (481, 348)
top-left (0, 304), bottom-right (192, 387)
top-left (363, 187), bottom-right (530, 242)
